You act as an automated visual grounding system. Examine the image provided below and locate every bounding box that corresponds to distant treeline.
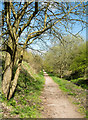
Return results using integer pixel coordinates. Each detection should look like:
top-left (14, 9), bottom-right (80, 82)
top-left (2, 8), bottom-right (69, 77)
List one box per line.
top-left (43, 35), bottom-right (88, 80)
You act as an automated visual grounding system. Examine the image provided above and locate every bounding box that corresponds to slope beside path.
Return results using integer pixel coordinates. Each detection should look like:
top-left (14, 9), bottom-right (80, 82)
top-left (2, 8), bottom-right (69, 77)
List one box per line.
top-left (40, 72), bottom-right (85, 118)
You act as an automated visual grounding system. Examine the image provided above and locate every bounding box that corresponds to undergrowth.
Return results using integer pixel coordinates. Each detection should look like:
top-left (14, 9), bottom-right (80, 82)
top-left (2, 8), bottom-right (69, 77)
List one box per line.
top-left (71, 78), bottom-right (88, 89)
top-left (2, 62), bottom-right (45, 118)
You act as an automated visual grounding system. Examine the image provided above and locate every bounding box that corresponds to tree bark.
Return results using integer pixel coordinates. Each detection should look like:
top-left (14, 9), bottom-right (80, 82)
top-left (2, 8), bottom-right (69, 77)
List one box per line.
top-left (8, 52), bottom-right (23, 99)
top-left (2, 52), bottom-right (12, 98)
top-left (2, 51), bottom-right (23, 99)
top-left (8, 62), bottom-right (22, 100)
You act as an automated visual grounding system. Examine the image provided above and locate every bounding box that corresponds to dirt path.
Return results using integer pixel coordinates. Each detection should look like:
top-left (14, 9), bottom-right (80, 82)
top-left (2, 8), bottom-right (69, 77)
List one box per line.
top-left (40, 72), bottom-right (85, 118)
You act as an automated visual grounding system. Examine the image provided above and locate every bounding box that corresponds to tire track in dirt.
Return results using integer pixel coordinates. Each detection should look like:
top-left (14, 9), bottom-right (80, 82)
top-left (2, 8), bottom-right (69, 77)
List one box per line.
top-left (40, 72), bottom-right (85, 118)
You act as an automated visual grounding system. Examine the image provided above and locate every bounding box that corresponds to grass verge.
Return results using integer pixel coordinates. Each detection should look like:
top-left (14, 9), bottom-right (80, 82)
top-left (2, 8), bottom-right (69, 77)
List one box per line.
top-left (2, 62), bottom-right (45, 118)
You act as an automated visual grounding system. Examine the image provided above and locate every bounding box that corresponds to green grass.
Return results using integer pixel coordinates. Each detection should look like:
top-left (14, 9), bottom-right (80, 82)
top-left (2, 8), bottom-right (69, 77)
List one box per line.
top-left (51, 76), bottom-right (78, 95)
top-left (49, 75), bottom-right (86, 117)
top-left (86, 111), bottom-right (88, 118)
top-left (2, 62), bottom-right (45, 118)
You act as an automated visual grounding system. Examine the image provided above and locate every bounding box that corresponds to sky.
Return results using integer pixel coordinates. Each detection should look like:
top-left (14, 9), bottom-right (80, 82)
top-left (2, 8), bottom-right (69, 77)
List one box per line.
top-left (0, 1), bottom-right (87, 46)
top-left (69, 23), bottom-right (86, 41)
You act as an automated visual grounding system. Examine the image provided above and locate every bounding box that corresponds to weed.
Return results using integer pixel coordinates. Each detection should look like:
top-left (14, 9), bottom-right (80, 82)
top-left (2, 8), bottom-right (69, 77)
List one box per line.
top-left (73, 102), bottom-right (81, 105)
top-left (2, 62), bottom-right (45, 118)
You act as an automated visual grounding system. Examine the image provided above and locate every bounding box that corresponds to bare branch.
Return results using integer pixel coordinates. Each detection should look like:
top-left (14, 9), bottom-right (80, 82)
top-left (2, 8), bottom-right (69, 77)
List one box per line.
top-left (10, 2), bottom-right (17, 19)
top-left (44, 3), bottom-right (50, 28)
top-left (17, 2), bottom-right (38, 38)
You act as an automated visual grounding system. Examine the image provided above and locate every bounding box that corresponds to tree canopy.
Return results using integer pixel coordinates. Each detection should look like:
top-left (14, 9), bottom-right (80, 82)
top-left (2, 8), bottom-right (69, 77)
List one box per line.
top-left (0, 1), bottom-right (87, 99)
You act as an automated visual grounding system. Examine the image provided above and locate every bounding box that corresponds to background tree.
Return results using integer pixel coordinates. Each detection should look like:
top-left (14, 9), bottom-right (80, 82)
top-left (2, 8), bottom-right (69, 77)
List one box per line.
top-left (43, 35), bottom-right (86, 79)
top-left (1, 1), bottom-right (87, 99)
top-left (70, 42), bottom-right (86, 79)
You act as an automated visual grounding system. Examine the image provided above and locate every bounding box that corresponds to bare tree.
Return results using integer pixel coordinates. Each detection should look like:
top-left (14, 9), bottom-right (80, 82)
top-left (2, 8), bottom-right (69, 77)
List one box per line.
top-left (0, 1), bottom-right (87, 99)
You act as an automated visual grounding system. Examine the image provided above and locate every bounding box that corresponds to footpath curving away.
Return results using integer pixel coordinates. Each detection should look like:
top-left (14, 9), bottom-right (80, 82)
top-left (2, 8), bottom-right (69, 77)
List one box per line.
top-left (40, 72), bottom-right (85, 118)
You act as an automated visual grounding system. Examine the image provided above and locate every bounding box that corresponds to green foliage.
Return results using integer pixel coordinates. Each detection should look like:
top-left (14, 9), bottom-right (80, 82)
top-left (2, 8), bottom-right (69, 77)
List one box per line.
top-left (2, 62), bottom-right (45, 118)
top-left (31, 54), bottom-right (43, 73)
top-left (86, 110), bottom-right (88, 118)
top-left (70, 43), bottom-right (86, 78)
top-left (44, 35), bottom-right (85, 79)
top-left (71, 78), bottom-right (88, 89)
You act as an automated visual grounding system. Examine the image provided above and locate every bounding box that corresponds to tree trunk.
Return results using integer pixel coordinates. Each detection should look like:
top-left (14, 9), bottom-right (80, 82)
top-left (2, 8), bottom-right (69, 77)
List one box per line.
top-left (2, 38), bottom-right (24, 99)
top-left (2, 2), bottom-right (23, 99)
top-left (2, 52), bottom-right (12, 98)
top-left (2, 53), bottom-right (23, 99)
top-left (8, 52), bottom-right (23, 99)
top-left (8, 62), bottom-right (22, 100)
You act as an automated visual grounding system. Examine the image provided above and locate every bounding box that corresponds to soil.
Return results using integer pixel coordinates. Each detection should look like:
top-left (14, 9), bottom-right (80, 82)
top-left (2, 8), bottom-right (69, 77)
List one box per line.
top-left (40, 72), bottom-right (85, 118)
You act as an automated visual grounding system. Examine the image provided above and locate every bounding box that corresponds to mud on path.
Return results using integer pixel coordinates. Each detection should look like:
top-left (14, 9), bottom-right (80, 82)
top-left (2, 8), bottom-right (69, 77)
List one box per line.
top-left (40, 72), bottom-right (85, 118)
